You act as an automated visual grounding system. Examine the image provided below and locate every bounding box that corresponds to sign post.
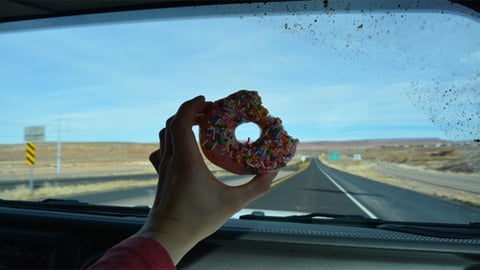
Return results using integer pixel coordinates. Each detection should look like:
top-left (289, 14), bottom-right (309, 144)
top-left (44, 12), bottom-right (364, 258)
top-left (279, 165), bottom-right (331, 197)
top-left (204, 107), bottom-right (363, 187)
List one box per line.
top-left (24, 126), bottom-right (45, 192)
top-left (25, 141), bottom-right (36, 192)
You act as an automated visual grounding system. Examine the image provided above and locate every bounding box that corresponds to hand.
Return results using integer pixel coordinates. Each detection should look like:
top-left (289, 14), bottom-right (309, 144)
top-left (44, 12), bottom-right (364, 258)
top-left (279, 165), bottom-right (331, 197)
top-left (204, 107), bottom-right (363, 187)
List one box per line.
top-left (133, 95), bottom-right (277, 264)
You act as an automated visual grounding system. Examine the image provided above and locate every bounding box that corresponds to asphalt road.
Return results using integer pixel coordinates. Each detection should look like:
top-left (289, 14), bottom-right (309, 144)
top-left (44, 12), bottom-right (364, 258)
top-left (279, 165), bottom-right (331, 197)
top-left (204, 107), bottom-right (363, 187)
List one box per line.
top-left (0, 173), bottom-right (157, 190)
top-left (64, 170), bottom-right (297, 207)
top-left (247, 158), bottom-right (480, 224)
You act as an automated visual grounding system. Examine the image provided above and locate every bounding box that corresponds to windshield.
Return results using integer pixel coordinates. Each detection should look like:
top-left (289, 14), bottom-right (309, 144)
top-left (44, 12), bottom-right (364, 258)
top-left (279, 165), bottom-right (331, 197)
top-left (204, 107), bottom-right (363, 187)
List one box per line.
top-left (1, 1), bottom-right (479, 225)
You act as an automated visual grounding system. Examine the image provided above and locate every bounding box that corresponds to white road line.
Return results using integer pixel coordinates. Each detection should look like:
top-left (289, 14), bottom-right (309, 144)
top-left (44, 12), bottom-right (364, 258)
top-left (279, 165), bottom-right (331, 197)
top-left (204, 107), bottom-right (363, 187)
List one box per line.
top-left (316, 161), bottom-right (378, 219)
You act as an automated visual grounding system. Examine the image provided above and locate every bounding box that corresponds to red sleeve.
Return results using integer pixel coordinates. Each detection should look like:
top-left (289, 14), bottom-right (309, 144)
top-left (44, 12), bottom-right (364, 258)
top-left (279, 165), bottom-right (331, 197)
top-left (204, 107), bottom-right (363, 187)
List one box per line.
top-left (88, 237), bottom-right (175, 270)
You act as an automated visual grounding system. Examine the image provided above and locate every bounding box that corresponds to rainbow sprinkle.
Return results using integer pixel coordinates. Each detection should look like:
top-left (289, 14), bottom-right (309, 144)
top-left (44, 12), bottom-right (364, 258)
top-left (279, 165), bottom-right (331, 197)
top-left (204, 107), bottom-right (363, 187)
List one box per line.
top-left (200, 90), bottom-right (299, 174)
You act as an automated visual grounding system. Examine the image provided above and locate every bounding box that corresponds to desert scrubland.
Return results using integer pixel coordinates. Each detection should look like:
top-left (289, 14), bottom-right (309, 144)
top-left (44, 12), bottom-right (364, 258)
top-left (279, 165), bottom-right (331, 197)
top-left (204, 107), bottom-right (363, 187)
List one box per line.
top-left (1, 139), bottom-right (478, 206)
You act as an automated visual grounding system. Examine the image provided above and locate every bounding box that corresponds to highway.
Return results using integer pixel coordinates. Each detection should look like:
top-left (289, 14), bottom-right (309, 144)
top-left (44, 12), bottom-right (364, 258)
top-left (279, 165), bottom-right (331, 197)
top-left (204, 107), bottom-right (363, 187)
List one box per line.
top-left (248, 158), bottom-right (480, 224)
top-left (64, 158), bottom-right (480, 224)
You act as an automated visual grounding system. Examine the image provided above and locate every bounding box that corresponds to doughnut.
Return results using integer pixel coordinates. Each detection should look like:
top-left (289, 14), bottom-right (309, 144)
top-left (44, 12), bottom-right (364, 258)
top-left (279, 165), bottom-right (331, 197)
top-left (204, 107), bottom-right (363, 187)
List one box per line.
top-left (199, 90), bottom-right (299, 175)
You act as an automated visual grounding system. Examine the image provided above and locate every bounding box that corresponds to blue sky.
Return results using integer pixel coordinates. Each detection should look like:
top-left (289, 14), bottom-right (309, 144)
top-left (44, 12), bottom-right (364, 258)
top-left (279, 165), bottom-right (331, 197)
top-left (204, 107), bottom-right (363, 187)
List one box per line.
top-left (1, 8), bottom-right (479, 144)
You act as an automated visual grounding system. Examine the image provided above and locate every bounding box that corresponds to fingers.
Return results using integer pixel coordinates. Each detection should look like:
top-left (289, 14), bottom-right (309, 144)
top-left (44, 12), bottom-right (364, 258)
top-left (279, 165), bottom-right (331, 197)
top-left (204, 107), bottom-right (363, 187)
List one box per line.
top-left (228, 172), bottom-right (278, 209)
top-left (172, 95), bottom-right (208, 130)
top-left (153, 96), bottom-right (207, 172)
top-left (149, 150), bottom-right (161, 174)
top-left (151, 117), bottom-right (175, 208)
top-left (159, 128), bottom-right (167, 160)
top-left (149, 127), bottom-right (168, 174)
top-left (169, 96), bottom-right (210, 162)
top-left (163, 116), bottom-right (175, 162)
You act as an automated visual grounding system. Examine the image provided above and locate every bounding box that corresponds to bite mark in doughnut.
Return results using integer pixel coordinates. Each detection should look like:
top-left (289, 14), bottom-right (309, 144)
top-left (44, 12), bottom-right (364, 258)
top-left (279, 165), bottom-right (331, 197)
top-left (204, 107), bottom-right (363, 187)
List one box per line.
top-left (199, 90), bottom-right (299, 175)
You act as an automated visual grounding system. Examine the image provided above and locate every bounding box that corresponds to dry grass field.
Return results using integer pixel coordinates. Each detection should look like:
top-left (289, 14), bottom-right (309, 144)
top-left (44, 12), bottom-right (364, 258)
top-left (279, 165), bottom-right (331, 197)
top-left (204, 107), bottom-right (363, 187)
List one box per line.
top-left (0, 142), bottom-right (159, 200)
top-left (0, 142), bottom-right (159, 178)
top-left (298, 139), bottom-right (479, 174)
top-left (0, 141), bottom-right (305, 200)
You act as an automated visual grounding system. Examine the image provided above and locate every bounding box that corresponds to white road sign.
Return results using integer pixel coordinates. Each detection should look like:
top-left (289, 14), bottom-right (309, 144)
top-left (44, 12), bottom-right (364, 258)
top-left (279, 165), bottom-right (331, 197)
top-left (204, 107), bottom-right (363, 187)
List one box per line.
top-left (24, 126), bottom-right (45, 142)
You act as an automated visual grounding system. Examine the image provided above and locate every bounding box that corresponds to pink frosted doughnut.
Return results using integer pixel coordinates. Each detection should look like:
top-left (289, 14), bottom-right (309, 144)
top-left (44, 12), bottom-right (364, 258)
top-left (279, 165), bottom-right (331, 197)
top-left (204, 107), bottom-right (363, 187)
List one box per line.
top-left (199, 90), bottom-right (299, 175)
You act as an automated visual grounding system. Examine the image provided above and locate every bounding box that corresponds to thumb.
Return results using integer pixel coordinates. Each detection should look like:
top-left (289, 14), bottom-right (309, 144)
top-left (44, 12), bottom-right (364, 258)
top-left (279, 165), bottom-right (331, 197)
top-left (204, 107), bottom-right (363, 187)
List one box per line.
top-left (230, 172), bottom-right (278, 208)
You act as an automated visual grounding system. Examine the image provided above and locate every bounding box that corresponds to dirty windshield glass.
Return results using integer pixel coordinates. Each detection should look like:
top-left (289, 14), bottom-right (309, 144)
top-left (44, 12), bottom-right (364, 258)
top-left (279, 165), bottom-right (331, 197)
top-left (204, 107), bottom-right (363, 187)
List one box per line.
top-left (0, 2), bottom-right (479, 224)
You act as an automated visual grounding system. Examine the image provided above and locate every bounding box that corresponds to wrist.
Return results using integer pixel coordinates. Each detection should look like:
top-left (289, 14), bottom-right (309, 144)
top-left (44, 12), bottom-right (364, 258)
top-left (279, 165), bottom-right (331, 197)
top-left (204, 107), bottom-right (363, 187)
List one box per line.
top-left (132, 217), bottom-right (199, 265)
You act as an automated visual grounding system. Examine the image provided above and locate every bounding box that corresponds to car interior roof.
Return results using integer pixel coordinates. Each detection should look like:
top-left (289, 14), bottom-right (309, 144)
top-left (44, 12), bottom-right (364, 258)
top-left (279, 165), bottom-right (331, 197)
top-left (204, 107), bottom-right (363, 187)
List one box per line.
top-left (0, 0), bottom-right (269, 23)
top-left (0, 0), bottom-right (479, 24)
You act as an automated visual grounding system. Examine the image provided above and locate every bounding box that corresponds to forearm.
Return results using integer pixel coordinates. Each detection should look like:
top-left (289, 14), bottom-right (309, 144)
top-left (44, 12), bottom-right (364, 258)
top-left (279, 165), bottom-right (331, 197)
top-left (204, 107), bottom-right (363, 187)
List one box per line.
top-left (88, 237), bottom-right (175, 270)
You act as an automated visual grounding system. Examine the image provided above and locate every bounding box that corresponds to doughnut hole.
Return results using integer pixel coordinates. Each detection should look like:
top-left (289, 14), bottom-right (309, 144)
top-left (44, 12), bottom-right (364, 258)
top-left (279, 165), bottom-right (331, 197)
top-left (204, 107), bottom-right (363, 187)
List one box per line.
top-left (234, 122), bottom-right (261, 143)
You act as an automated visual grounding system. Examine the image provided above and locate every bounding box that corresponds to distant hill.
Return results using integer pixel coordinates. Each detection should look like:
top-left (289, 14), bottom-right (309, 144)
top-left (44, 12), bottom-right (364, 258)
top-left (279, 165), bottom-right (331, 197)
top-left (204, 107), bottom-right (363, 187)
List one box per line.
top-left (298, 138), bottom-right (450, 150)
top-left (1, 138), bottom-right (451, 160)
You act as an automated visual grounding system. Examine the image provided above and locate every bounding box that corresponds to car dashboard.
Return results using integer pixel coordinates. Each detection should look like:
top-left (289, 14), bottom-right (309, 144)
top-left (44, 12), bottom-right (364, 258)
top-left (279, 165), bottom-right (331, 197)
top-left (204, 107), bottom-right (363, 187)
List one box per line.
top-left (0, 204), bottom-right (479, 269)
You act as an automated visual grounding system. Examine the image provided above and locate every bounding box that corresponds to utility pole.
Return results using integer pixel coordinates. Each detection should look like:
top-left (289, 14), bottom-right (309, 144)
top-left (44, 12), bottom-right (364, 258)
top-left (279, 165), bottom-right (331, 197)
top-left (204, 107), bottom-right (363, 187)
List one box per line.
top-left (55, 116), bottom-right (69, 175)
top-left (56, 116), bottom-right (62, 174)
